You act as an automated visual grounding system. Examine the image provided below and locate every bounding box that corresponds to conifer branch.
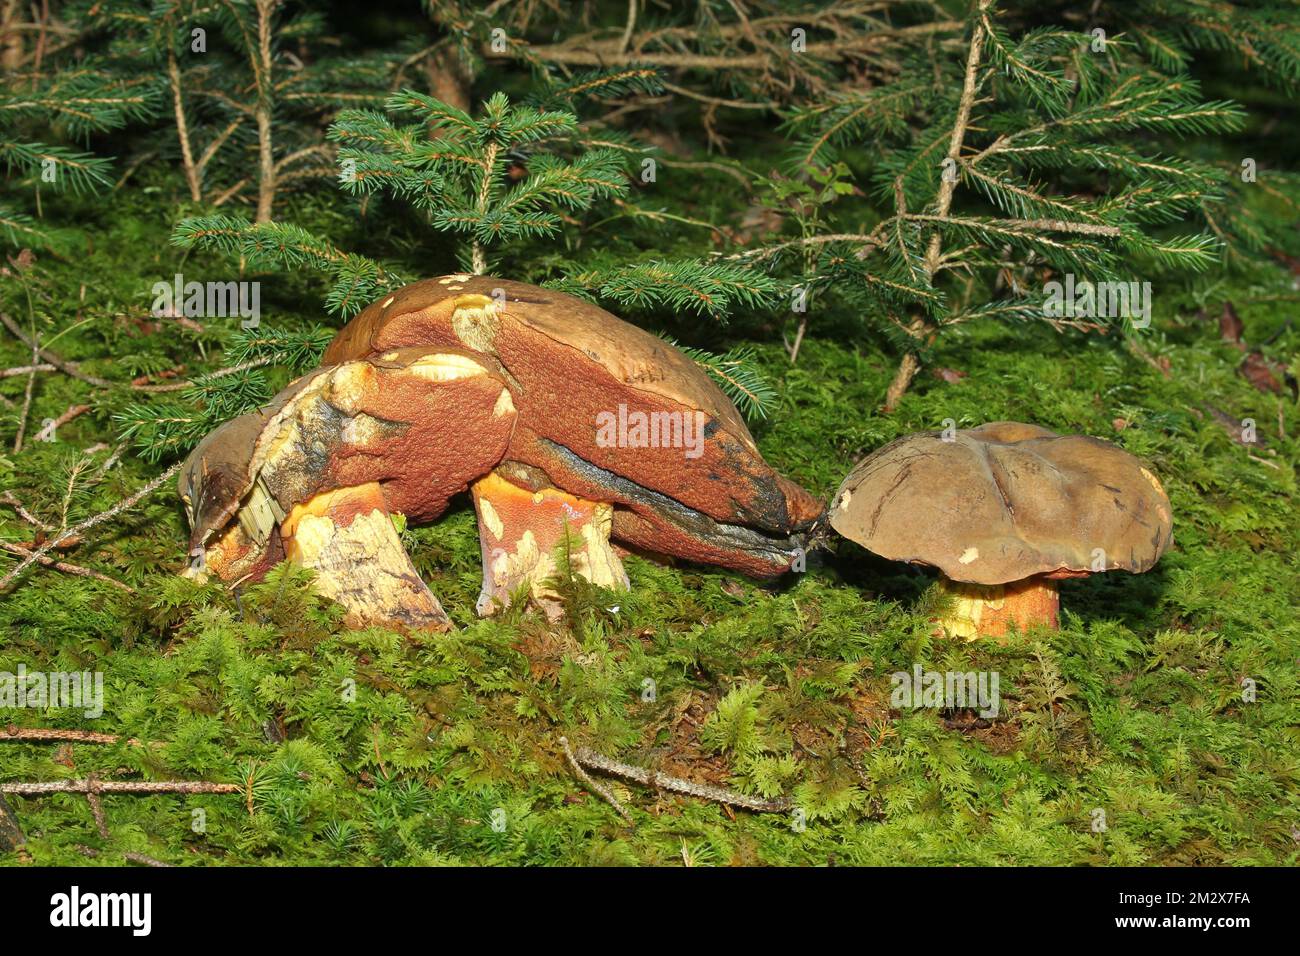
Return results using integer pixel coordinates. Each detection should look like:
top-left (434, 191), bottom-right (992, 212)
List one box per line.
top-left (0, 463), bottom-right (180, 593)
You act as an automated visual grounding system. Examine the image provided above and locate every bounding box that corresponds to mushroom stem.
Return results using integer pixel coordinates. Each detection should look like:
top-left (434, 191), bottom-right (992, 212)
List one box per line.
top-left (281, 482), bottom-right (451, 632)
top-left (933, 574), bottom-right (1059, 640)
top-left (471, 471), bottom-right (628, 620)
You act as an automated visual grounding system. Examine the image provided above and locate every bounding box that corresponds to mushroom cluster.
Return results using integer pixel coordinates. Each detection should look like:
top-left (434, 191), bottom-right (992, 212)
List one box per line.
top-left (828, 422), bottom-right (1173, 639)
top-left (180, 276), bottom-right (821, 630)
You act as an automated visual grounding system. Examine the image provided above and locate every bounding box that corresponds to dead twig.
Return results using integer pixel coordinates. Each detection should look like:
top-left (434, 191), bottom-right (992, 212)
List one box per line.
top-left (0, 542), bottom-right (135, 592)
top-left (32, 402), bottom-right (90, 442)
top-left (0, 727), bottom-right (143, 746)
top-left (563, 738), bottom-right (789, 813)
top-left (124, 851), bottom-right (173, 867)
top-left (12, 325), bottom-right (38, 454)
top-left (0, 490), bottom-right (52, 531)
top-left (85, 782), bottom-right (110, 839)
top-left (0, 362), bottom-right (54, 378)
top-left (1, 780), bottom-right (241, 796)
top-left (0, 311), bottom-right (272, 392)
top-left (559, 736), bottom-right (634, 825)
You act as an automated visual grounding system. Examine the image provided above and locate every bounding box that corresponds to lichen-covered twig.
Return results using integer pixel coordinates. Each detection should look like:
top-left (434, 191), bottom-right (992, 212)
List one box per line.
top-left (0, 727), bottom-right (143, 746)
top-left (1, 780), bottom-right (241, 796)
top-left (559, 736), bottom-right (634, 826)
top-left (564, 739), bottom-right (790, 813)
top-left (0, 542), bottom-right (135, 592)
top-left (0, 490), bottom-right (53, 530)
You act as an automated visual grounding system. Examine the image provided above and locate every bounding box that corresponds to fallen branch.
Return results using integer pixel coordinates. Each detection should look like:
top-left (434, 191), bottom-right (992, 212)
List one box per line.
top-left (33, 403), bottom-right (91, 442)
top-left (0, 727), bottom-right (142, 746)
top-left (564, 740), bottom-right (789, 813)
top-left (559, 736), bottom-right (634, 825)
top-left (0, 542), bottom-right (135, 592)
top-left (0, 363), bottom-right (54, 378)
top-left (0, 780), bottom-right (241, 796)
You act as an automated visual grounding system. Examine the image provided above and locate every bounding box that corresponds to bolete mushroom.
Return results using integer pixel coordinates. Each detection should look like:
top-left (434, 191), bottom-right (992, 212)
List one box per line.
top-left (828, 421), bottom-right (1173, 639)
top-left (180, 277), bottom-right (821, 630)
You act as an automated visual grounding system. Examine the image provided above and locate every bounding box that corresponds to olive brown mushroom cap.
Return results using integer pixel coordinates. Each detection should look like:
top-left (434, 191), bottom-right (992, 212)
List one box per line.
top-left (828, 421), bottom-right (1173, 585)
top-left (179, 371), bottom-right (323, 554)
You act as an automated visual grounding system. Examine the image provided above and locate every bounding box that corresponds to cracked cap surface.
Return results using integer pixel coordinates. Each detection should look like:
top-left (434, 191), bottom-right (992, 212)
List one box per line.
top-left (828, 421), bottom-right (1173, 585)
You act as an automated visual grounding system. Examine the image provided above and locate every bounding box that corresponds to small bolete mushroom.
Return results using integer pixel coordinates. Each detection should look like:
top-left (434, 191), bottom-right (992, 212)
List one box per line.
top-left (828, 422), bottom-right (1173, 639)
top-left (180, 277), bottom-right (821, 630)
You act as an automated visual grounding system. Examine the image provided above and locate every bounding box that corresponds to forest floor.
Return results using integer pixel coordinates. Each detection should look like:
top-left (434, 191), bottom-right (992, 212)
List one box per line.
top-left (0, 164), bottom-right (1297, 867)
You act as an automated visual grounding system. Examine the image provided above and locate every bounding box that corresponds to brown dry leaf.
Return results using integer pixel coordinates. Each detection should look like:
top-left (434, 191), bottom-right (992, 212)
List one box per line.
top-left (1239, 352), bottom-right (1283, 394)
top-left (1220, 301), bottom-right (1245, 346)
top-left (932, 367), bottom-right (967, 383)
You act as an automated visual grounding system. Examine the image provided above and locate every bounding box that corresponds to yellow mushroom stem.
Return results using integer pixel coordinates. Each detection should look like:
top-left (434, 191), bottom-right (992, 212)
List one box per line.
top-left (281, 482), bottom-right (451, 632)
top-left (933, 574), bottom-right (1060, 641)
top-left (470, 471), bottom-right (628, 620)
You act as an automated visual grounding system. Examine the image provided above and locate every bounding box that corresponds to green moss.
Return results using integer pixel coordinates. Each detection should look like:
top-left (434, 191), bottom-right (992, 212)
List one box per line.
top-left (1, 136), bottom-right (1297, 868)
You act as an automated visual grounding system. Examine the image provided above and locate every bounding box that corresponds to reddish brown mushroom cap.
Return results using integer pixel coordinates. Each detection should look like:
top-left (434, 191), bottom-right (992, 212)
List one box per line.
top-left (828, 421), bottom-right (1173, 585)
top-left (322, 275), bottom-right (822, 575)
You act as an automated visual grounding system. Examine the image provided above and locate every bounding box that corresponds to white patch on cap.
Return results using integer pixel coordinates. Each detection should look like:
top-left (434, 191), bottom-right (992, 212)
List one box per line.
top-left (958, 547), bottom-right (979, 565)
top-left (406, 353), bottom-right (487, 381)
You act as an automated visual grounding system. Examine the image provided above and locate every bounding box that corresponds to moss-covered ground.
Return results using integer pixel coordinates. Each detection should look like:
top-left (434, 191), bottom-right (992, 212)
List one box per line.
top-left (0, 156), bottom-right (1297, 867)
